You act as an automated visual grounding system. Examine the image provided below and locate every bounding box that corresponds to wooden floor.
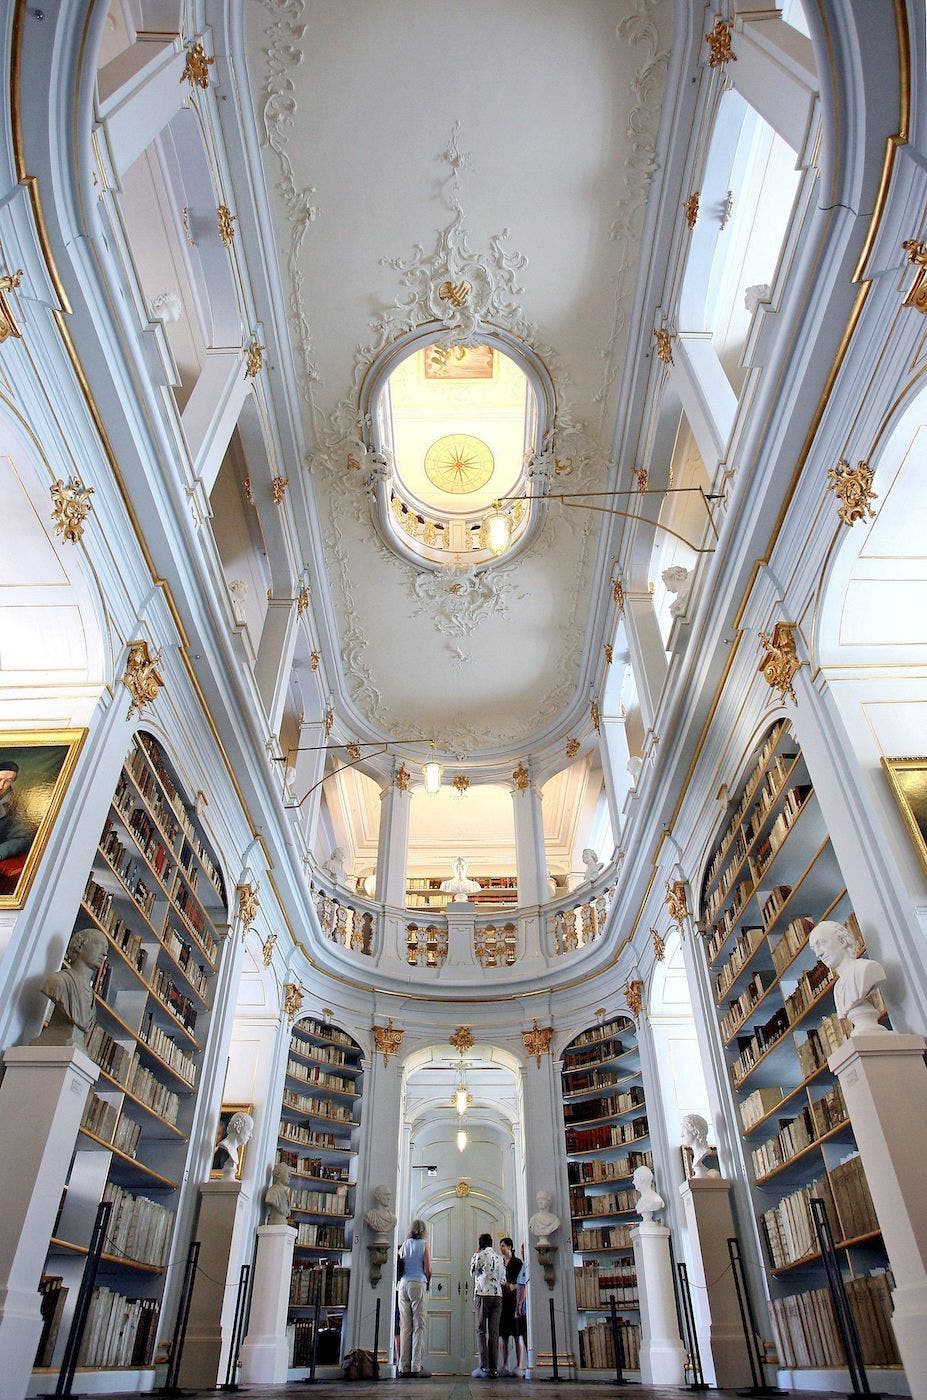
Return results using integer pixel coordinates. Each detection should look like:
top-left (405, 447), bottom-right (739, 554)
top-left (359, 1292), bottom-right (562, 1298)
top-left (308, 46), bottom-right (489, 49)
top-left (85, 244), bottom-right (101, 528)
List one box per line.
top-left (172, 1380), bottom-right (841, 1398)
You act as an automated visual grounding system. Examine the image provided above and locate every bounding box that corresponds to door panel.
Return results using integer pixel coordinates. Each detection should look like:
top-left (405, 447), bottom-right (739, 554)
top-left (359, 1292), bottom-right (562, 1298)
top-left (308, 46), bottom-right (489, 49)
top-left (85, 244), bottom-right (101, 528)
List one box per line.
top-left (421, 1196), bottom-right (507, 1373)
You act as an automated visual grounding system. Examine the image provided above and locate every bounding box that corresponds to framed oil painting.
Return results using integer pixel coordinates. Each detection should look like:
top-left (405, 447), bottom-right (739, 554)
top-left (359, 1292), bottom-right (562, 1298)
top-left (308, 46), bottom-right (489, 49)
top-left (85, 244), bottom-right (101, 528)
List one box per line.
top-left (0, 729), bottom-right (86, 909)
top-left (882, 756), bottom-right (927, 876)
top-left (211, 1102), bottom-right (254, 1180)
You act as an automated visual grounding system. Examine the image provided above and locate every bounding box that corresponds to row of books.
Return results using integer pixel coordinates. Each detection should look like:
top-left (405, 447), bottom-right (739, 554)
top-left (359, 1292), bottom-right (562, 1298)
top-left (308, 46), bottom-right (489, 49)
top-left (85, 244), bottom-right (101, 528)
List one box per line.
top-left (566, 1117), bottom-right (649, 1154)
top-left (171, 879), bottom-right (216, 962)
top-left (102, 1180), bottom-right (172, 1266)
top-left (127, 742), bottom-right (180, 849)
top-left (752, 784), bottom-right (811, 876)
top-left (751, 1084), bottom-right (847, 1178)
top-left (140, 1011), bottom-right (197, 1086)
top-left (795, 1013), bottom-right (847, 1077)
top-left (745, 752), bottom-right (800, 845)
top-left (574, 1265), bottom-right (637, 1309)
top-left (760, 883), bottom-right (792, 930)
top-left (731, 1008), bottom-right (790, 1087)
top-left (566, 1019), bottom-right (629, 1052)
top-left (292, 1185), bottom-right (349, 1215)
top-left (783, 961), bottom-right (834, 1025)
top-left (125, 1056), bottom-right (181, 1125)
top-left (578, 1317), bottom-right (641, 1370)
top-left (562, 1068), bottom-right (624, 1095)
top-left (762, 1174), bottom-right (833, 1269)
top-left (81, 1091), bottom-right (141, 1159)
top-left (568, 1150), bottom-right (652, 1186)
top-left (702, 723), bottom-right (785, 895)
top-left (295, 1222), bottom-right (346, 1249)
top-left (721, 971), bottom-right (768, 1042)
top-left (714, 925), bottom-right (765, 1002)
top-left (123, 798), bottom-right (173, 885)
top-left (829, 1153), bottom-right (879, 1242)
top-left (138, 735), bottom-right (224, 899)
top-left (35, 1276), bottom-right (68, 1367)
top-left (707, 829), bottom-right (748, 917)
top-left (162, 923), bottom-right (209, 999)
top-left (706, 876), bottom-right (755, 957)
top-left (290, 1040), bottom-right (354, 1070)
top-left (290, 1262), bottom-right (351, 1306)
top-left (87, 1023), bottom-right (135, 1086)
top-left (572, 1224), bottom-right (633, 1252)
top-left (769, 1273), bottom-right (899, 1369)
top-left (150, 963), bottom-right (198, 1035)
top-left (286, 1057), bottom-right (356, 1093)
top-left (100, 823), bottom-right (155, 919)
top-left (291, 1315), bottom-right (343, 1365)
top-left (277, 1149), bottom-right (351, 1182)
top-left (283, 1087), bottom-right (354, 1124)
top-left (563, 1085), bottom-right (644, 1125)
top-left (770, 916), bottom-right (816, 976)
top-left (280, 1122), bottom-right (340, 1151)
top-left (84, 877), bottom-right (148, 974)
top-left (571, 1186), bottom-right (636, 1218)
top-left (76, 1288), bottom-right (159, 1368)
top-left (295, 1019), bottom-right (358, 1050)
top-left (740, 1085), bottom-right (785, 1133)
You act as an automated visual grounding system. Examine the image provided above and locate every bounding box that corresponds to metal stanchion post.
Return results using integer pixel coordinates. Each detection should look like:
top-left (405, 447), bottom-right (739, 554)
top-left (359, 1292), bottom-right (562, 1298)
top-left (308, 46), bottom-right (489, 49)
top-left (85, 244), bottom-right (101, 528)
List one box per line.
top-left (220, 1262), bottom-right (251, 1392)
top-left (548, 1297), bottom-right (560, 1382)
top-left (810, 1197), bottom-right (882, 1400)
top-left (727, 1237), bottom-right (786, 1397)
top-left (45, 1200), bottom-right (112, 1399)
top-left (373, 1296), bottom-right (381, 1381)
top-left (608, 1295), bottom-right (629, 1385)
top-left (156, 1239), bottom-right (201, 1397)
top-left (308, 1298), bottom-right (321, 1384)
top-left (676, 1260), bottom-right (710, 1391)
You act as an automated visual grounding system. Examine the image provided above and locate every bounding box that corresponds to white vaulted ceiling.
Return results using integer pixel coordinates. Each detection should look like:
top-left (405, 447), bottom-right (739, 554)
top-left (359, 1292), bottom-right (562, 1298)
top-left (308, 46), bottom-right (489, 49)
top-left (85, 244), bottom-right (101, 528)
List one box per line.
top-left (247, 0), bottom-right (672, 753)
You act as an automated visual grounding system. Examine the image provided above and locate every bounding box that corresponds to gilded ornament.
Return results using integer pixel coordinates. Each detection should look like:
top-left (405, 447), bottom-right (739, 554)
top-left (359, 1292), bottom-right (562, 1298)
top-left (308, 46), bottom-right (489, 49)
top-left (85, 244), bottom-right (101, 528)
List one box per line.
top-left (438, 279), bottom-right (471, 308)
top-left (180, 39), bottom-right (214, 89)
top-left (603, 644), bottom-right (613, 666)
top-left (654, 328), bottom-right (674, 365)
top-left (0, 268), bottom-right (23, 342)
top-left (664, 880), bottom-right (689, 930)
top-left (449, 1025), bottom-right (475, 1054)
top-left (217, 205), bottom-right (236, 247)
top-left (705, 18), bottom-right (736, 67)
top-left (590, 698), bottom-right (601, 733)
top-left (612, 578), bottom-right (625, 614)
top-left (901, 239), bottom-right (927, 313)
top-left (237, 882), bottom-right (260, 929)
top-left (566, 737), bottom-right (580, 760)
top-left (50, 477), bottom-right (94, 545)
top-left (346, 743), bottom-right (362, 762)
top-left (826, 458), bottom-right (877, 527)
top-left (310, 649), bottom-right (321, 671)
top-left (554, 457), bottom-right (574, 476)
top-left (625, 977), bottom-right (644, 1022)
top-left (757, 622), bottom-right (802, 703)
top-left (452, 774), bottom-right (471, 794)
top-left (636, 467), bottom-right (648, 493)
top-left (522, 1018), bottom-right (553, 1068)
top-left (324, 707), bottom-right (334, 737)
top-left (243, 476), bottom-right (254, 506)
top-left (245, 339), bottom-right (265, 379)
top-left (373, 1017), bottom-right (403, 1066)
top-left (122, 640), bottom-right (164, 720)
top-left (512, 763), bottom-right (530, 792)
top-left (296, 583), bottom-right (311, 616)
top-left (261, 932), bottom-right (277, 967)
top-left (283, 982), bottom-right (304, 1021)
top-left (683, 191), bottom-right (700, 230)
top-left (454, 1180), bottom-right (471, 1197)
top-left (272, 476), bottom-right (289, 505)
top-left (395, 762), bottom-right (412, 792)
top-left (651, 927), bottom-right (666, 962)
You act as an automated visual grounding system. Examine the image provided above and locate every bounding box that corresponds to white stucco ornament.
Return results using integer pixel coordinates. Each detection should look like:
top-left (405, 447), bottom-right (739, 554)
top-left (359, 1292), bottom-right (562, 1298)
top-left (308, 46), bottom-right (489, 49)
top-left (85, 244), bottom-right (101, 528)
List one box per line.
top-left (528, 1189), bottom-right (560, 1245)
top-left (633, 1165), bottom-right (665, 1221)
top-left (809, 919), bottom-right (889, 1034)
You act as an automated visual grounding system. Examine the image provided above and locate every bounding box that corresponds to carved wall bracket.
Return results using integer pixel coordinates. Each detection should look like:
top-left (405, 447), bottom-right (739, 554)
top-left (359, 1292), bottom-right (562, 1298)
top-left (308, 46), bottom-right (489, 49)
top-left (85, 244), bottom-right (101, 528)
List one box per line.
top-left (566, 737), bottom-right (580, 759)
top-left (394, 763), bottom-right (411, 791)
top-left (664, 880), bottom-right (689, 931)
top-left (374, 1017), bottom-right (404, 1065)
top-left (238, 882), bottom-right (260, 929)
top-left (683, 191), bottom-right (700, 229)
top-left (535, 1243), bottom-right (558, 1288)
top-left (654, 327), bottom-right (675, 364)
top-left (512, 764), bottom-right (530, 792)
top-left (283, 982), bottom-right (304, 1020)
top-left (651, 927), bottom-right (666, 961)
top-left (522, 1018), bottom-right (553, 1068)
top-left (122, 640), bottom-right (163, 719)
top-left (901, 239), bottom-right (927, 312)
top-left (245, 339), bottom-right (265, 378)
top-left (217, 205), bottom-right (237, 247)
top-left (757, 622), bottom-right (802, 703)
top-left (625, 977), bottom-right (644, 1023)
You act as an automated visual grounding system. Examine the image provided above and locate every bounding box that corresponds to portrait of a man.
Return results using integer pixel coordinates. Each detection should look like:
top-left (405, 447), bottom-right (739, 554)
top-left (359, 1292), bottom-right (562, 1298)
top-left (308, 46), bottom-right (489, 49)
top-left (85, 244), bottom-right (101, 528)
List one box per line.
top-left (0, 731), bottom-right (85, 907)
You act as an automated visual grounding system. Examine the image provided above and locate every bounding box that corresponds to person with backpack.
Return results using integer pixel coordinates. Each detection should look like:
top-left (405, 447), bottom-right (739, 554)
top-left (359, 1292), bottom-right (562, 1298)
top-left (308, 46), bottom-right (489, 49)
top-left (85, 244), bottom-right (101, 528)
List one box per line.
top-left (470, 1231), bottom-right (505, 1378)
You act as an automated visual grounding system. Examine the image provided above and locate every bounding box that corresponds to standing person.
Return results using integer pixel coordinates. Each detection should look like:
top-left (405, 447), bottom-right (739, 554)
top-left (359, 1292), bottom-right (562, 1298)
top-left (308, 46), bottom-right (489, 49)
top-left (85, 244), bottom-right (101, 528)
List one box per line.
top-left (470, 1231), bottom-right (505, 1379)
top-left (498, 1237), bottom-right (526, 1377)
top-left (397, 1220), bottom-right (431, 1378)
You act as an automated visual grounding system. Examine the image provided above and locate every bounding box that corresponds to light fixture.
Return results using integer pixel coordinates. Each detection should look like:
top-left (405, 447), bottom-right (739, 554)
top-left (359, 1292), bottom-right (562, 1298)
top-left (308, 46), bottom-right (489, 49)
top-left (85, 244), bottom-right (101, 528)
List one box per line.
top-left (456, 1128), bottom-right (468, 1153)
top-left (480, 501), bottom-right (512, 556)
top-left (454, 1086), bottom-right (470, 1115)
top-left (421, 740), bottom-right (444, 796)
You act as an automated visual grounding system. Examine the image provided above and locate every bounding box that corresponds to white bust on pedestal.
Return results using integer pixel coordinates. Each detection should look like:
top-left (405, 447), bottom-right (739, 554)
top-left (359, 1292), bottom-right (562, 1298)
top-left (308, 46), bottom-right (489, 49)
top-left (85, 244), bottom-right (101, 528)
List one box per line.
top-left (528, 1190), bottom-right (560, 1245)
top-left (809, 919), bottom-right (888, 1033)
top-left (633, 1165), bottom-right (665, 1220)
top-left (364, 1184), bottom-right (397, 1242)
top-left (322, 846), bottom-right (347, 886)
top-left (681, 1113), bottom-right (719, 1178)
top-left (631, 1167), bottom-right (687, 1384)
top-left (581, 848), bottom-right (603, 883)
top-left (440, 856), bottom-right (480, 900)
top-left (213, 1111), bottom-right (254, 1180)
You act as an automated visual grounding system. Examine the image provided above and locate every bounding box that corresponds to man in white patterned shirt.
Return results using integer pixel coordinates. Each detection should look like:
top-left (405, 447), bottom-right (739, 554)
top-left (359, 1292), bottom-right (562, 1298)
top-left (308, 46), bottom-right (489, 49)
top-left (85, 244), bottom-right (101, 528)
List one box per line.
top-left (470, 1232), bottom-right (505, 1378)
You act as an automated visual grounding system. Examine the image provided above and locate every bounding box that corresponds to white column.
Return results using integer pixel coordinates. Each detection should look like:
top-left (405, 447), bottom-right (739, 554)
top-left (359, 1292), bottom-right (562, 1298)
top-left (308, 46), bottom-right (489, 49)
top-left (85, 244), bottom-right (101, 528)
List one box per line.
top-left (96, 37), bottom-right (186, 178)
top-left (511, 777), bottom-right (547, 909)
top-left (255, 597), bottom-right (299, 737)
top-left (600, 716), bottom-right (632, 837)
top-left (623, 595), bottom-right (667, 732)
top-left (375, 778), bottom-right (411, 907)
top-left (179, 1180), bottom-right (252, 1389)
top-left (670, 333), bottom-right (737, 477)
top-left (346, 1050), bottom-right (402, 1368)
top-left (239, 1223), bottom-right (297, 1384)
top-left (0, 1044), bottom-right (98, 1400)
top-left (182, 350), bottom-right (251, 497)
top-left (678, 1177), bottom-right (752, 1388)
top-left (731, 11), bottom-right (818, 157)
top-left (828, 1032), bottom-right (927, 1383)
top-left (631, 1219), bottom-right (687, 1384)
top-left (291, 717), bottom-right (326, 849)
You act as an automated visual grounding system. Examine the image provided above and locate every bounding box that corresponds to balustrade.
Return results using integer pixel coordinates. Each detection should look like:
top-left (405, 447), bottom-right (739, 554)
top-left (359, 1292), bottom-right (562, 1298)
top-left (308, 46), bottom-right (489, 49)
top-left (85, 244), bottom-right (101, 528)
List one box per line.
top-left (549, 884), bottom-right (617, 956)
top-left (309, 883), bottom-right (374, 957)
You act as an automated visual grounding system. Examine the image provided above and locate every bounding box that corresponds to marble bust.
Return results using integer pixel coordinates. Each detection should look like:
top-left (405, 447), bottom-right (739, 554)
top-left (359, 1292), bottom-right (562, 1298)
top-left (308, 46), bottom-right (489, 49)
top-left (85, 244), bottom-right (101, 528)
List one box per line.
top-left (364, 1184), bottom-right (397, 1241)
top-left (528, 1189), bottom-right (560, 1245)
top-left (213, 1111), bottom-right (254, 1180)
top-left (633, 1165), bottom-right (665, 1221)
top-left (264, 1162), bottom-right (292, 1225)
top-left (809, 919), bottom-right (888, 1034)
top-left (681, 1113), bottom-right (718, 1178)
top-left (582, 848), bottom-right (603, 883)
top-left (440, 856), bottom-right (480, 897)
top-left (322, 847), bottom-right (347, 886)
top-left (662, 564), bottom-right (692, 619)
top-left (35, 926), bottom-right (108, 1047)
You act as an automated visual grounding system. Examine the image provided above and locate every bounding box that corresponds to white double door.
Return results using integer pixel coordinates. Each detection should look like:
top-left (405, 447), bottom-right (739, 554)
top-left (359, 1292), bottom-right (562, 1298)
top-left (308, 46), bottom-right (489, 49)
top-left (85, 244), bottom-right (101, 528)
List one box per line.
top-left (420, 1196), bottom-right (507, 1375)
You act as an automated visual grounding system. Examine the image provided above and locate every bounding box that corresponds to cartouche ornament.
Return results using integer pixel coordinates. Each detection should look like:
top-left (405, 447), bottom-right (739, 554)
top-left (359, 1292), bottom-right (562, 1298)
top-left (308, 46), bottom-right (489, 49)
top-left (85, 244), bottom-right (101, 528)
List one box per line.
top-left (50, 477), bottom-right (94, 544)
top-left (180, 39), bottom-right (214, 89)
top-left (757, 622), bottom-right (802, 703)
top-left (122, 640), bottom-right (163, 719)
top-left (705, 18), bottom-right (736, 67)
top-left (826, 458), bottom-right (877, 527)
top-left (522, 1018), bottom-right (553, 1068)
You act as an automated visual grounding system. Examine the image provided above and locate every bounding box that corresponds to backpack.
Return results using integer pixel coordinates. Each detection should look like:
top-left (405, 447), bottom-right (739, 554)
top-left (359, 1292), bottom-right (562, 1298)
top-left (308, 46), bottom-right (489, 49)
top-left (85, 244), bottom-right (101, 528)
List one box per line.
top-left (343, 1348), bottom-right (379, 1380)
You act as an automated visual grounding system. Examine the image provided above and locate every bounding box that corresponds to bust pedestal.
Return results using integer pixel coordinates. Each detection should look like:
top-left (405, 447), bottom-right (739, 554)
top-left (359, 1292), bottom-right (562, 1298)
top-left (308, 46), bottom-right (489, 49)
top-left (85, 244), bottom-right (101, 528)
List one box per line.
top-left (631, 1220), bottom-right (687, 1384)
top-left (179, 1179), bottom-right (251, 1388)
top-left (445, 902), bottom-right (478, 969)
top-left (679, 1176), bottom-right (752, 1387)
top-left (828, 1031), bottom-right (927, 1383)
top-left (0, 1043), bottom-right (98, 1400)
top-left (239, 1223), bottom-right (297, 1383)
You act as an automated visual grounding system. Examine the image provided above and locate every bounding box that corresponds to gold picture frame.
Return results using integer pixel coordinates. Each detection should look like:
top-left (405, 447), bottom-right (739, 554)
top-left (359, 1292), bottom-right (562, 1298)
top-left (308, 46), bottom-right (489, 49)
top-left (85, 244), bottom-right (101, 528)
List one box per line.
top-left (882, 756), bottom-right (927, 876)
top-left (0, 729), bottom-right (86, 909)
top-left (211, 1102), bottom-right (254, 1180)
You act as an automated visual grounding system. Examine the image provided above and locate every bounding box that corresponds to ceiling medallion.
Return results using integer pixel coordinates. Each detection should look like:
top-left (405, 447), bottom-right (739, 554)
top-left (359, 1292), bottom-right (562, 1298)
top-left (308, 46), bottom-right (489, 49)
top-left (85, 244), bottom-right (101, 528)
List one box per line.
top-left (522, 1018), bottom-right (553, 1068)
top-left (757, 622), bottom-right (802, 703)
top-left (237, 881), bottom-right (260, 929)
top-left (395, 762), bottom-right (412, 792)
top-left (374, 1017), bottom-right (404, 1066)
top-left (826, 458), bottom-right (877, 527)
top-left (683, 191), bottom-right (700, 230)
top-left (424, 433), bottom-right (494, 495)
top-left (512, 763), bottom-right (530, 792)
top-left (0, 268), bottom-right (23, 342)
top-left (566, 737), bottom-right (580, 760)
top-left (50, 476), bottom-right (94, 545)
top-left (122, 639), bottom-right (163, 719)
top-left (625, 978), bottom-right (645, 1023)
top-left (651, 928), bottom-right (666, 961)
top-left (705, 18), bottom-right (736, 68)
top-left (901, 239), bottom-right (927, 312)
top-left (654, 328), bottom-right (675, 365)
top-left (449, 1025), bottom-right (475, 1054)
top-left (452, 774), bottom-right (471, 794)
top-left (180, 39), bottom-right (214, 89)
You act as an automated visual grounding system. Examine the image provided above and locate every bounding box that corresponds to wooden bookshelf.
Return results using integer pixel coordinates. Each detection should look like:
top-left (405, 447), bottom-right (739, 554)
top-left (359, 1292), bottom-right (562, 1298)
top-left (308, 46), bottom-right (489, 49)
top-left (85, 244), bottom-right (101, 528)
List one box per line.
top-left (36, 732), bottom-right (228, 1381)
top-left (561, 1016), bottom-right (650, 1374)
top-left (276, 1016), bottom-right (364, 1369)
top-left (699, 721), bottom-right (902, 1380)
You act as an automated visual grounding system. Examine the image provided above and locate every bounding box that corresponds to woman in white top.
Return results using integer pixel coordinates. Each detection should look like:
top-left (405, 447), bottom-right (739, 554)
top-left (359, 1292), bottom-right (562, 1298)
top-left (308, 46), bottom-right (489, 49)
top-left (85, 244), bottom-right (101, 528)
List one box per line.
top-left (397, 1219), bottom-right (432, 1378)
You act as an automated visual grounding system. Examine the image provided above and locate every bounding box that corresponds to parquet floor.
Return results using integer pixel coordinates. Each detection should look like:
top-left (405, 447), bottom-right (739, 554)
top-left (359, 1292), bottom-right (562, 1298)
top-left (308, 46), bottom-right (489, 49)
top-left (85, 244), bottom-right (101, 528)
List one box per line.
top-left (170, 1379), bottom-right (840, 1399)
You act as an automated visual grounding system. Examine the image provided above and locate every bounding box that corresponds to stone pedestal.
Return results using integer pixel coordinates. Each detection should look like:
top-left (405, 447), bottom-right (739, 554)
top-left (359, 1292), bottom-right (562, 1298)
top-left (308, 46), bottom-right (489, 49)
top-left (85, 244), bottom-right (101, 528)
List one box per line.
top-left (445, 901), bottom-right (478, 968)
top-left (0, 1043), bottom-right (98, 1400)
top-left (631, 1220), bottom-right (687, 1384)
top-left (178, 1179), bottom-right (251, 1389)
top-left (239, 1223), bottom-right (296, 1384)
top-left (679, 1176), bottom-right (752, 1387)
top-left (829, 1031), bottom-right (927, 1384)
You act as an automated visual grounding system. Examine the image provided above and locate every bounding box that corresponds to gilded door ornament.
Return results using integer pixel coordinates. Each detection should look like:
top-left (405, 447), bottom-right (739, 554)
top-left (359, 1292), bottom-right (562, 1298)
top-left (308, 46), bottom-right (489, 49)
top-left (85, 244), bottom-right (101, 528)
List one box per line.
top-left (395, 762), bottom-right (412, 792)
top-left (283, 982), bottom-right (304, 1021)
top-left (651, 928), bottom-right (666, 962)
top-left (455, 1180), bottom-right (471, 1197)
top-left (590, 698), bottom-right (601, 733)
top-left (654, 328), bottom-right (675, 365)
top-left (217, 205), bottom-right (237, 247)
top-left (0, 269), bottom-right (23, 341)
top-left (522, 1018), bottom-right (553, 1068)
top-left (271, 476), bottom-right (289, 505)
top-left (826, 459), bottom-right (877, 527)
top-left (452, 774), bottom-right (470, 794)
top-left (664, 880), bottom-right (689, 931)
top-left (373, 1016), bottom-right (403, 1065)
top-left (683, 191), bottom-right (700, 229)
top-left (237, 882), bottom-right (260, 929)
top-left (245, 339), bottom-right (265, 378)
top-left (122, 640), bottom-right (164, 719)
top-left (309, 649), bottom-right (321, 671)
top-left (261, 932), bottom-right (277, 967)
top-left (180, 40), bottom-right (214, 89)
top-left (901, 239), bottom-right (927, 312)
top-left (512, 764), bottom-right (530, 792)
top-left (625, 977), bottom-right (644, 1023)
top-left (566, 737), bottom-right (580, 760)
top-left (757, 622), bottom-right (802, 703)
top-left (449, 1025), bottom-right (475, 1054)
top-left (50, 477), bottom-right (94, 544)
top-left (705, 18), bottom-right (736, 67)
